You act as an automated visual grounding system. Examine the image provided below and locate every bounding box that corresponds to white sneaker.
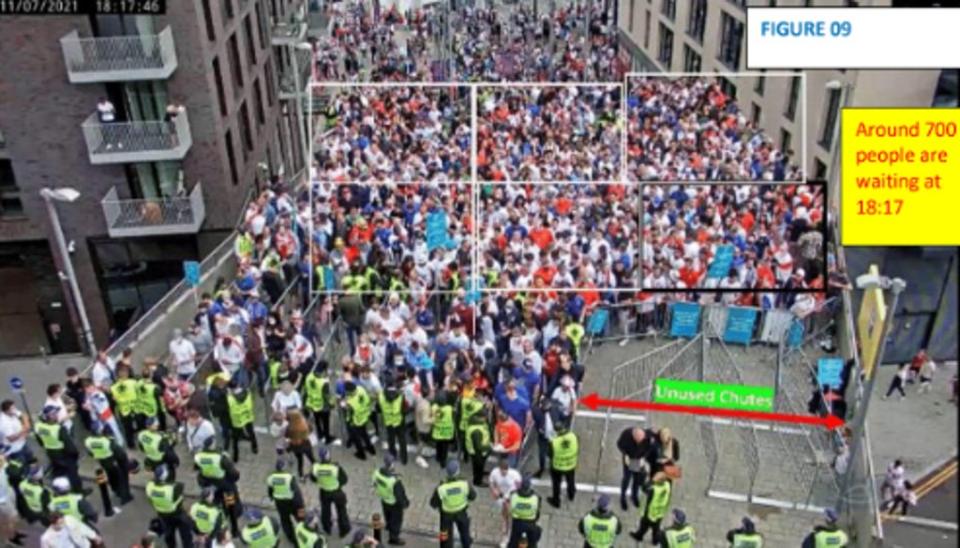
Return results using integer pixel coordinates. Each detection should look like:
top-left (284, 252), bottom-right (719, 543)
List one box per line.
top-left (500, 536), bottom-right (509, 548)
top-left (371, 435), bottom-right (379, 444)
top-left (382, 441), bottom-right (389, 450)
top-left (331, 439), bottom-right (343, 447)
top-left (108, 507), bottom-right (122, 518)
top-left (619, 338), bottom-right (629, 347)
top-left (416, 456), bottom-right (429, 469)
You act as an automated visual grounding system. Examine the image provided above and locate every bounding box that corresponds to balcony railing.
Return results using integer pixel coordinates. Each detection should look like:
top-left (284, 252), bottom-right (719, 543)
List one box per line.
top-left (82, 109), bottom-right (192, 164)
top-left (279, 48), bottom-right (313, 100)
top-left (271, 3), bottom-right (308, 46)
top-left (60, 27), bottom-right (178, 83)
top-left (101, 182), bottom-right (206, 238)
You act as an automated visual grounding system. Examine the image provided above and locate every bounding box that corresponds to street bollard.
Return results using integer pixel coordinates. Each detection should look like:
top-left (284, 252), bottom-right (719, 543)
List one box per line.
top-left (95, 468), bottom-right (115, 517)
top-left (371, 513), bottom-right (384, 543)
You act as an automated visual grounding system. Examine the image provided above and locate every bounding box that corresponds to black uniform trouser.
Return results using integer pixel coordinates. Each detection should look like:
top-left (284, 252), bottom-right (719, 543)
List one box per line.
top-left (274, 499), bottom-right (302, 543)
top-left (347, 424), bottom-right (375, 459)
top-left (230, 424), bottom-right (258, 462)
top-left (382, 501), bottom-right (404, 541)
top-left (100, 458), bottom-right (133, 502)
top-left (440, 510), bottom-right (472, 548)
top-left (49, 452), bottom-right (82, 493)
top-left (508, 520), bottom-right (541, 548)
top-left (435, 438), bottom-right (452, 466)
top-left (635, 516), bottom-right (663, 542)
top-left (551, 469), bottom-right (576, 502)
top-left (319, 489), bottom-right (351, 537)
top-left (158, 510), bottom-right (193, 548)
top-left (146, 457), bottom-right (179, 482)
top-left (310, 409), bottom-right (335, 444)
top-left (469, 452), bottom-right (487, 486)
top-left (385, 424), bottom-right (408, 464)
top-left (118, 414), bottom-right (137, 449)
top-left (620, 464), bottom-right (645, 505)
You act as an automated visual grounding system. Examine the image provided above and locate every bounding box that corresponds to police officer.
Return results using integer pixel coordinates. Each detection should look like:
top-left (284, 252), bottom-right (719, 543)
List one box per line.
top-left (35, 406), bottom-right (82, 492)
top-left (84, 421), bottom-right (134, 505)
top-left (464, 412), bottom-right (491, 486)
top-left (48, 477), bottom-right (98, 527)
top-left (372, 454), bottom-right (409, 545)
top-left (631, 471), bottom-right (672, 543)
top-left (430, 460), bottom-right (477, 548)
top-left (457, 380), bottom-right (485, 456)
top-left (227, 382), bottom-right (259, 462)
top-left (267, 457), bottom-right (305, 544)
top-left (378, 383), bottom-right (408, 465)
top-left (240, 508), bottom-right (280, 548)
top-left (294, 510), bottom-right (327, 548)
top-left (111, 367), bottom-right (139, 448)
top-left (431, 391), bottom-right (456, 466)
top-left (18, 464), bottom-right (50, 525)
top-left (578, 495), bottom-right (621, 548)
top-left (138, 416), bottom-right (179, 481)
top-left (310, 446), bottom-right (351, 538)
top-left (189, 487), bottom-right (223, 548)
top-left (147, 465), bottom-right (192, 547)
top-left (547, 421), bottom-right (579, 508)
top-left (507, 476), bottom-right (541, 548)
top-left (659, 509), bottom-right (695, 548)
top-left (726, 517), bottom-right (764, 547)
top-left (193, 437), bottom-right (242, 534)
top-left (342, 381), bottom-right (376, 460)
top-left (802, 509), bottom-right (849, 548)
top-left (137, 368), bottom-right (166, 431)
top-left (302, 360), bottom-right (338, 446)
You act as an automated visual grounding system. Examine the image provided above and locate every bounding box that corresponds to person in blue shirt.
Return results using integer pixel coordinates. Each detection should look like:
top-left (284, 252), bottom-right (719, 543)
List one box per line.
top-left (406, 341), bottom-right (436, 395)
top-left (496, 379), bottom-right (531, 430)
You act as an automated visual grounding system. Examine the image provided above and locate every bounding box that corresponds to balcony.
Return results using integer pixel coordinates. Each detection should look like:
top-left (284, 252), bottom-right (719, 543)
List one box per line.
top-left (60, 27), bottom-right (178, 83)
top-left (82, 109), bottom-right (192, 165)
top-left (271, 3), bottom-right (308, 46)
top-left (278, 48), bottom-right (313, 100)
top-left (101, 183), bottom-right (206, 238)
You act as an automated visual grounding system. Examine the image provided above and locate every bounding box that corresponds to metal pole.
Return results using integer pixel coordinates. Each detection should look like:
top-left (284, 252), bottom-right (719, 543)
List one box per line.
top-left (836, 278), bottom-right (906, 518)
top-left (43, 194), bottom-right (96, 356)
top-left (826, 83), bottom-right (852, 210)
top-left (775, 328), bottom-right (785, 412)
top-left (291, 46), bottom-right (309, 177)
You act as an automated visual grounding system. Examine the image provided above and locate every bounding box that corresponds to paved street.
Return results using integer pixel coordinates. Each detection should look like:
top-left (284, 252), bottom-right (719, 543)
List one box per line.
top-left (881, 472), bottom-right (957, 548)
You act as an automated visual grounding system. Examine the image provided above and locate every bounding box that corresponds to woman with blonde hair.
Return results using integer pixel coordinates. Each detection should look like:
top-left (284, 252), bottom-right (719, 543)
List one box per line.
top-left (284, 409), bottom-right (316, 479)
top-left (652, 427), bottom-right (681, 478)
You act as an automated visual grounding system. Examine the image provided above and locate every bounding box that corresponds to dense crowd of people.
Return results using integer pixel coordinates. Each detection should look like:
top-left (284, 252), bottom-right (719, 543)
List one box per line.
top-left (641, 184), bottom-right (825, 301)
top-left (627, 77), bottom-right (805, 181)
top-left (477, 86), bottom-right (622, 182)
top-left (313, 87), bottom-right (471, 183)
top-left (479, 183), bottom-right (639, 292)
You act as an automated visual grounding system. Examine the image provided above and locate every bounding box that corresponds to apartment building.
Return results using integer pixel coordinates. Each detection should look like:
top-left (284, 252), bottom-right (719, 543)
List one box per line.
top-left (0, 0), bottom-right (312, 357)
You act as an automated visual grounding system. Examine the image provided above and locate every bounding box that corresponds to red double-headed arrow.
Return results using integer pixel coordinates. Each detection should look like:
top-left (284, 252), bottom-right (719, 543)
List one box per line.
top-left (579, 393), bottom-right (844, 431)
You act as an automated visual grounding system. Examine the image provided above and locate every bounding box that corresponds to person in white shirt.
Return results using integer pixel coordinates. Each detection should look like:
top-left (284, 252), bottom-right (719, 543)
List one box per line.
top-left (489, 457), bottom-right (523, 546)
top-left (169, 328), bottom-right (197, 380)
top-left (91, 351), bottom-right (116, 390)
top-left (184, 410), bottom-right (216, 454)
top-left (0, 402), bottom-right (30, 461)
top-left (271, 381), bottom-right (303, 415)
top-left (550, 375), bottom-right (578, 419)
top-left (43, 384), bottom-right (73, 432)
top-left (214, 335), bottom-right (245, 377)
top-left (881, 459), bottom-right (905, 501)
top-left (918, 358), bottom-right (937, 394)
top-left (41, 511), bottom-right (101, 548)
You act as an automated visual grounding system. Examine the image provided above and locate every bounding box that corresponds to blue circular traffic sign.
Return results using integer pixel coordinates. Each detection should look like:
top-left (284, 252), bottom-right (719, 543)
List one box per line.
top-left (8, 377), bottom-right (23, 391)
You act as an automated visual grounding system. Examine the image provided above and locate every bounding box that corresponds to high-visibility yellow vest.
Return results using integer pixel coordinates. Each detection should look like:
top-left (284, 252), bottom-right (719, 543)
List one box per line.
top-left (267, 472), bottom-right (295, 500)
top-left (138, 430), bottom-right (165, 462)
top-left (312, 463), bottom-right (340, 492)
top-left (227, 392), bottom-right (254, 428)
top-left (731, 532), bottom-right (764, 547)
top-left (206, 371), bottom-right (230, 388)
top-left (48, 493), bottom-right (82, 520)
top-left (137, 380), bottom-right (161, 417)
top-left (378, 393), bottom-right (404, 427)
top-left (464, 422), bottom-right (490, 456)
top-left (194, 451), bottom-right (226, 480)
top-left (346, 387), bottom-right (371, 427)
top-left (436, 479), bottom-right (469, 513)
top-left (189, 502), bottom-right (222, 535)
top-left (19, 480), bottom-right (47, 514)
top-left (295, 521), bottom-right (323, 548)
top-left (582, 513), bottom-right (618, 547)
top-left (84, 435), bottom-right (114, 460)
top-left (146, 481), bottom-right (182, 514)
top-left (35, 422), bottom-right (64, 450)
top-left (565, 322), bottom-right (585, 355)
top-left (814, 529), bottom-right (848, 548)
top-left (304, 373), bottom-right (332, 412)
top-left (241, 518), bottom-right (279, 548)
top-left (458, 396), bottom-right (484, 431)
top-left (644, 481), bottom-right (672, 521)
top-left (509, 493), bottom-right (539, 521)
top-left (431, 404), bottom-right (455, 441)
top-left (664, 525), bottom-right (696, 548)
top-left (551, 431), bottom-right (579, 471)
top-left (111, 379), bottom-right (138, 416)
top-left (372, 468), bottom-right (397, 505)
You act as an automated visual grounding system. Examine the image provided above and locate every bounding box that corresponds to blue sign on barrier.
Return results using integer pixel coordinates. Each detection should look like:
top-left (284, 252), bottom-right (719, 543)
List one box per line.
top-left (817, 357), bottom-right (845, 389)
top-left (464, 276), bottom-right (481, 304)
top-left (587, 309), bottom-right (609, 336)
top-left (707, 245), bottom-right (735, 279)
top-left (723, 307), bottom-right (758, 345)
top-left (182, 261), bottom-right (201, 287)
top-left (426, 211), bottom-right (450, 251)
top-left (787, 319), bottom-right (805, 348)
top-left (323, 266), bottom-right (336, 291)
top-left (669, 303), bottom-right (701, 338)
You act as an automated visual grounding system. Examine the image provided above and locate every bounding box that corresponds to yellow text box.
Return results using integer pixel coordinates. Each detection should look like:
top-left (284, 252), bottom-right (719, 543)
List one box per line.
top-left (842, 108), bottom-right (960, 246)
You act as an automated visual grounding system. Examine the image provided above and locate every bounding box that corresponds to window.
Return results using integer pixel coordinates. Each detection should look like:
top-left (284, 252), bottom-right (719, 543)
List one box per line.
top-left (768, 0), bottom-right (777, 5)
top-left (751, 103), bottom-right (762, 125)
top-left (785, 75), bottom-right (800, 121)
top-left (225, 130), bottom-right (239, 186)
top-left (254, 78), bottom-right (266, 125)
top-left (687, 0), bottom-right (707, 43)
top-left (820, 87), bottom-right (842, 149)
top-left (212, 57), bottom-right (227, 117)
top-left (754, 71), bottom-right (765, 96)
top-left (265, 60), bottom-right (276, 106)
top-left (644, 10), bottom-right (651, 49)
top-left (239, 102), bottom-right (254, 156)
top-left (223, 0), bottom-right (234, 21)
top-left (200, 0), bottom-right (216, 41)
top-left (719, 77), bottom-right (737, 100)
top-left (0, 159), bottom-right (23, 217)
top-left (780, 128), bottom-right (792, 154)
top-left (727, 0), bottom-right (747, 8)
top-left (683, 44), bottom-right (701, 72)
top-left (814, 159), bottom-right (828, 180)
top-left (255, 2), bottom-right (268, 50)
top-left (662, 0), bottom-right (676, 20)
top-left (228, 34), bottom-right (244, 91)
top-left (243, 15), bottom-right (257, 65)
top-left (718, 12), bottom-right (744, 69)
top-left (629, 0), bottom-right (635, 33)
top-left (658, 23), bottom-right (674, 69)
